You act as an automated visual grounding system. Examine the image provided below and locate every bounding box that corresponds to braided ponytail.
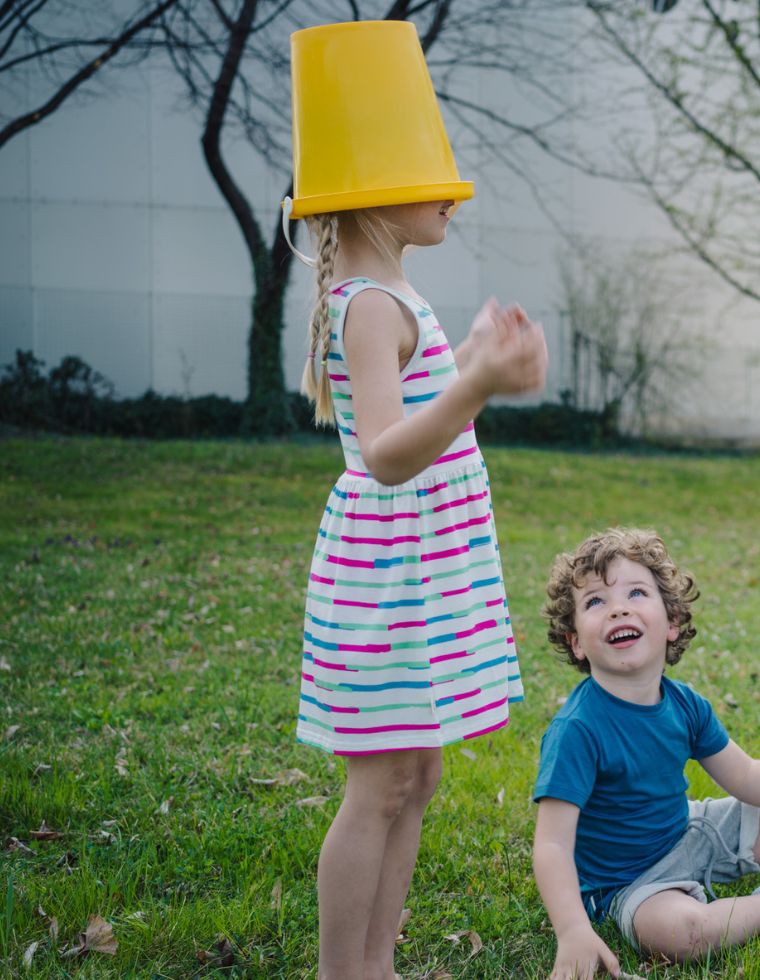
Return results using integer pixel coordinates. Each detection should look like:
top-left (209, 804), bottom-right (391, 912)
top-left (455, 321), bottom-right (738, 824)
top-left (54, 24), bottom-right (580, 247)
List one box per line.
top-left (301, 214), bottom-right (338, 426)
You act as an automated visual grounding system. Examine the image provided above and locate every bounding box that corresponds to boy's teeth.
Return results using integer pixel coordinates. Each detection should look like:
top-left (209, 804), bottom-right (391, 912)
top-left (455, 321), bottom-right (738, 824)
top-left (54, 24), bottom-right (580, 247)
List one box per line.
top-left (609, 628), bottom-right (641, 643)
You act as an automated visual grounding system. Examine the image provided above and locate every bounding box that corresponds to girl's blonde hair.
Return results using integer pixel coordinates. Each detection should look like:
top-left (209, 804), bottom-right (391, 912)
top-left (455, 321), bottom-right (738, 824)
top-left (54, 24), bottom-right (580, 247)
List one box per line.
top-left (301, 213), bottom-right (339, 426)
top-left (544, 527), bottom-right (699, 673)
top-left (300, 208), bottom-right (404, 427)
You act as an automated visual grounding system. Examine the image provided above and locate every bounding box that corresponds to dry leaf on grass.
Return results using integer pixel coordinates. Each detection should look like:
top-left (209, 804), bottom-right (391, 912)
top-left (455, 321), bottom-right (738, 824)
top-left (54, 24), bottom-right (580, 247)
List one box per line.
top-left (6, 837), bottom-right (34, 855)
top-left (395, 907), bottom-right (412, 944)
top-left (35, 906), bottom-right (59, 942)
top-left (295, 795), bottom-right (329, 808)
top-left (459, 748), bottom-right (477, 761)
top-left (114, 747), bottom-right (129, 776)
top-left (271, 879), bottom-right (282, 911)
top-left (496, 787), bottom-right (505, 807)
top-left (61, 915), bottom-right (118, 958)
top-left (619, 973), bottom-right (648, 980)
top-left (0, 657), bottom-right (11, 671)
top-left (5, 725), bottom-right (20, 739)
top-left (443, 929), bottom-right (483, 957)
top-left (196, 937), bottom-right (235, 968)
top-left (251, 768), bottom-right (310, 787)
top-left (22, 940), bottom-right (40, 970)
top-left (29, 822), bottom-right (61, 841)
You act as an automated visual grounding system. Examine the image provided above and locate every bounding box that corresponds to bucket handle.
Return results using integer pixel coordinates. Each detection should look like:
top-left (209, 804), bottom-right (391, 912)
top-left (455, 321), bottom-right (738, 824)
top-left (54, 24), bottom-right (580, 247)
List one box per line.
top-left (281, 197), bottom-right (317, 268)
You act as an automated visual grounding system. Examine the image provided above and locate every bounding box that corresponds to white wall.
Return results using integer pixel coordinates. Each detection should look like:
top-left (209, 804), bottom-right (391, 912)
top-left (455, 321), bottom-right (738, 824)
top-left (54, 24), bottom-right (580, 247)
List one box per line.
top-left (1, 19), bottom-right (758, 442)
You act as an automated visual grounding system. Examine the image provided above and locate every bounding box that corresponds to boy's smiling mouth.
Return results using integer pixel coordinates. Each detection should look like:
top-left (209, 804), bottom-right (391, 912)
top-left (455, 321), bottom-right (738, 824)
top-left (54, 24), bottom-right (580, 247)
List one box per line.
top-left (606, 626), bottom-right (642, 646)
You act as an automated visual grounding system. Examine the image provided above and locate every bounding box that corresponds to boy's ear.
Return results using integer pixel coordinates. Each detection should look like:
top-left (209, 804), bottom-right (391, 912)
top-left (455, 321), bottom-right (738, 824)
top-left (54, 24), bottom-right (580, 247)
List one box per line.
top-left (568, 632), bottom-right (585, 661)
top-left (667, 623), bottom-right (680, 643)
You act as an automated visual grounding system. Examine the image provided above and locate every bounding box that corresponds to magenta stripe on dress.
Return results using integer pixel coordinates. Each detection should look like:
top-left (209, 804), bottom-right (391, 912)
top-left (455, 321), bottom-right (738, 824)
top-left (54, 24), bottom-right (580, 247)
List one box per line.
top-left (440, 584), bottom-right (472, 597)
top-left (434, 513), bottom-right (491, 536)
top-left (337, 641), bottom-right (392, 653)
top-left (326, 554), bottom-right (375, 568)
top-left (422, 543), bottom-right (470, 562)
top-left (449, 688), bottom-right (482, 702)
top-left (429, 649), bottom-right (468, 664)
top-left (340, 533), bottom-right (421, 546)
top-left (461, 695), bottom-right (508, 719)
top-left (433, 490), bottom-right (489, 512)
top-left (311, 573), bottom-right (336, 585)
top-left (455, 619), bottom-right (497, 639)
top-left (336, 745), bottom-right (431, 756)
top-left (388, 619), bottom-right (427, 631)
top-left (462, 717), bottom-right (510, 740)
top-left (344, 511), bottom-right (420, 522)
top-left (334, 722), bottom-right (441, 734)
top-left (423, 343), bottom-right (449, 357)
top-left (433, 445), bottom-right (479, 466)
top-left (312, 657), bottom-right (360, 671)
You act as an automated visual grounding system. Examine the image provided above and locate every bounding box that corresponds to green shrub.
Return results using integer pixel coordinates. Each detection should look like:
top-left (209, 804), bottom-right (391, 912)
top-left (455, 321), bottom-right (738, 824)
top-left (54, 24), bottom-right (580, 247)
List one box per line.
top-left (0, 349), bottom-right (620, 446)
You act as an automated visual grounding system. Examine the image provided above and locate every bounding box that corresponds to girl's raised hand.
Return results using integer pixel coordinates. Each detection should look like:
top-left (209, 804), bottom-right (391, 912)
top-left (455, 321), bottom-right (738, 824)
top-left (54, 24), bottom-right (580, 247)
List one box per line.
top-left (464, 298), bottom-right (548, 399)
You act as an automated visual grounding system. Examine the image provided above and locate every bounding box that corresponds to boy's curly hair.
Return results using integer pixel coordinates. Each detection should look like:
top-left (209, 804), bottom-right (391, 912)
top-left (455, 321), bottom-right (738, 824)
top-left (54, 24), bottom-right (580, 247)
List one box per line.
top-left (544, 527), bottom-right (699, 674)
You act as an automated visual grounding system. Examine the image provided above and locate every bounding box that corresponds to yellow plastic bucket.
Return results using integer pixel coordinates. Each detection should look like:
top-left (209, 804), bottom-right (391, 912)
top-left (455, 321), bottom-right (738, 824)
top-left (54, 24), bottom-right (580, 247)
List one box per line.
top-left (287, 20), bottom-right (474, 219)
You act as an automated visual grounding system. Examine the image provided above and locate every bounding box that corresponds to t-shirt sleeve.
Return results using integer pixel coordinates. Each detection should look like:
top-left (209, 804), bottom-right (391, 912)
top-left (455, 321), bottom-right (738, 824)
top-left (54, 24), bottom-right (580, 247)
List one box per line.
top-left (682, 685), bottom-right (730, 759)
top-left (533, 716), bottom-right (599, 808)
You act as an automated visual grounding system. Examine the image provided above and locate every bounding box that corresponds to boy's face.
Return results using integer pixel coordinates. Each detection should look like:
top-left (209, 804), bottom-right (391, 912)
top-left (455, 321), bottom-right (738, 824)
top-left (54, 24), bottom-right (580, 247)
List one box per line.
top-left (569, 557), bottom-right (679, 690)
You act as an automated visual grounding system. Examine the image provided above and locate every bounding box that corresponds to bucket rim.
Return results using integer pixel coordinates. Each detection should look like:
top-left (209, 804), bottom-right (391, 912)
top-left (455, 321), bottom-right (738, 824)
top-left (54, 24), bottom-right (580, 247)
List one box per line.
top-left (286, 181), bottom-right (475, 219)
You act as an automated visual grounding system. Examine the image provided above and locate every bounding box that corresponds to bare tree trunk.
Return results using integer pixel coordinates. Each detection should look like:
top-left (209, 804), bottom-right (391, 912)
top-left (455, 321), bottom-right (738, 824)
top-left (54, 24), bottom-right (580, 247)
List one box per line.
top-left (200, 0), bottom-right (293, 434)
top-left (243, 181), bottom-right (296, 435)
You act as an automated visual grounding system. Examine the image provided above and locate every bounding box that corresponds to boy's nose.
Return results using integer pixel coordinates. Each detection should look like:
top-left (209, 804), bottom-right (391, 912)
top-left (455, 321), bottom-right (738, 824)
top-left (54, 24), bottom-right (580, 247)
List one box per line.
top-left (609, 605), bottom-right (630, 618)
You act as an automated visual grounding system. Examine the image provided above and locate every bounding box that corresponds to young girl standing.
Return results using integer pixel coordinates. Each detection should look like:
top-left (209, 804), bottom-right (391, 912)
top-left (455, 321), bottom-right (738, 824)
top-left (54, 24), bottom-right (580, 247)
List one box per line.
top-left (284, 21), bottom-right (548, 979)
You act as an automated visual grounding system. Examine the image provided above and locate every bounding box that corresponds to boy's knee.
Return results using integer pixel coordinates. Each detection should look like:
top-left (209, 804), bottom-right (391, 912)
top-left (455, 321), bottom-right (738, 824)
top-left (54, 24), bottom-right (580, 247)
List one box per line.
top-left (638, 901), bottom-right (710, 961)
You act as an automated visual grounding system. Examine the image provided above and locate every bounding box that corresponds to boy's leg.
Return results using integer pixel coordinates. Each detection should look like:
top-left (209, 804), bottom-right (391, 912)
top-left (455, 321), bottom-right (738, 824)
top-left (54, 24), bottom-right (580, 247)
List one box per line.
top-left (633, 887), bottom-right (760, 962)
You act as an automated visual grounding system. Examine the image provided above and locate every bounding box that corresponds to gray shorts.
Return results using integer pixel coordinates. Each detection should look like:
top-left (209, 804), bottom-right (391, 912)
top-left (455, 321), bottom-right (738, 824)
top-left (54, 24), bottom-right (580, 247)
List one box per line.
top-left (609, 797), bottom-right (760, 948)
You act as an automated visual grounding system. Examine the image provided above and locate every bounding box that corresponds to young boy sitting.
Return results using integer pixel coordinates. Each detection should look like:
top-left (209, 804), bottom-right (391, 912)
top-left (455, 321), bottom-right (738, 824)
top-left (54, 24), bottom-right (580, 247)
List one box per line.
top-left (533, 527), bottom-right (760, 979)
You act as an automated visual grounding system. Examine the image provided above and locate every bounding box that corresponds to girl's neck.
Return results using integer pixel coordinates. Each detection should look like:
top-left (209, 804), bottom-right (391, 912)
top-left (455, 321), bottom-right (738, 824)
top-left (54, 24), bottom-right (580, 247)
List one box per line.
top-left (333, 225), bottom-right (408, 292)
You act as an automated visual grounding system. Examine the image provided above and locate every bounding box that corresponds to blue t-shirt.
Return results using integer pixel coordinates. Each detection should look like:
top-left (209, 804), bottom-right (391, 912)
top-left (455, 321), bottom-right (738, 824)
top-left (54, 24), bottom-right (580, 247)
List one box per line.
top-left (533, 675), bottom-right (729, 919)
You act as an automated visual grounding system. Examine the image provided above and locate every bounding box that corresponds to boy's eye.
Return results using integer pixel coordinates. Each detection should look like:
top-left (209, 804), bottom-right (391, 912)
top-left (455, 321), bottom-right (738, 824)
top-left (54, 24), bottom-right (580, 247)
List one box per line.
top-left (629, 587), bottom-right (647, 598)
top-left (584, 596), bottom-right (602, 609)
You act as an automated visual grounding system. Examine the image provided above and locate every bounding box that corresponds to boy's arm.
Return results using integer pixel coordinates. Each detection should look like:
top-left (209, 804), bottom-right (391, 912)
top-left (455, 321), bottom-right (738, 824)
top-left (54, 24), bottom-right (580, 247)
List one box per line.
top-left (700, 739), bottom-right (760, 805)
top-left (534, 797), bottom-right (620, 980)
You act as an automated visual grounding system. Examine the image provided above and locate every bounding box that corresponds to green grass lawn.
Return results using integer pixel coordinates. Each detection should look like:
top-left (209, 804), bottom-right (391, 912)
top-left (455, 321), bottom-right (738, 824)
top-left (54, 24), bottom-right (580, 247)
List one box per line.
top-left (1, 436), bottom-right (760, 978)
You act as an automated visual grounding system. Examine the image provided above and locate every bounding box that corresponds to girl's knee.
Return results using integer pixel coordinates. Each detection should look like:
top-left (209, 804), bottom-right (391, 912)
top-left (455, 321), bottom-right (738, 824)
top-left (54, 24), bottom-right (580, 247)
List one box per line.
top-left (412, 751), bottom-right (442, 806)
top-left (357, 756), bottom-right (419, 820)
top-left (345, 750), bottom-right (441, 820)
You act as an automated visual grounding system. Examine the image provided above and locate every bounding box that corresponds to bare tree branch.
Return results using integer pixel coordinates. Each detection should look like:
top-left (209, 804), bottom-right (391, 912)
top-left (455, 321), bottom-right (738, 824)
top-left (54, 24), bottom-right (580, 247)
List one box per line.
top-left (0, 0), bottom-right (179, 149)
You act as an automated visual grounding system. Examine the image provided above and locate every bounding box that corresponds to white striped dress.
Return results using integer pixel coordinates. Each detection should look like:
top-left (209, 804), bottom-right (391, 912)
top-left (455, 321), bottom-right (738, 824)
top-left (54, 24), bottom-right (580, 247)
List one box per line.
top-left (297, 277), bottom-right (523, 755)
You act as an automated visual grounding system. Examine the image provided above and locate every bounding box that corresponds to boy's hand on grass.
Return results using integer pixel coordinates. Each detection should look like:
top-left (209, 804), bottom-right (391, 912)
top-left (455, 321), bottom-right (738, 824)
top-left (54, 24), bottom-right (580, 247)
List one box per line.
top-left (550, 924), bottom-right (620, 979)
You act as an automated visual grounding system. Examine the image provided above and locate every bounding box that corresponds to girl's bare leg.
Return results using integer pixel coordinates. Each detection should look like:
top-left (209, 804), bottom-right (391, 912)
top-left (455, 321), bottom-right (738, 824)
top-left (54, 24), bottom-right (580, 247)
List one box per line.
top-left (317, 751), bottom-right (429, 980)
top-left (363, 749), bottom-right (443, 980)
